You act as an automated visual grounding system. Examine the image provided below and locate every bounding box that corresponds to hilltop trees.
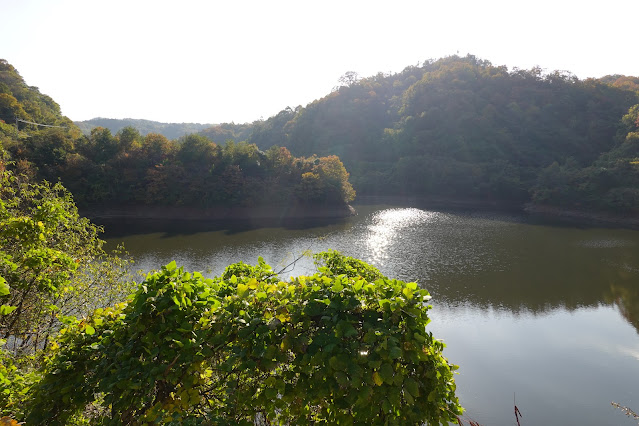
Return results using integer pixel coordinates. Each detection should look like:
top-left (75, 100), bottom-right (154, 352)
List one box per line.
top-left (246, 55), bottom-right (639, 207)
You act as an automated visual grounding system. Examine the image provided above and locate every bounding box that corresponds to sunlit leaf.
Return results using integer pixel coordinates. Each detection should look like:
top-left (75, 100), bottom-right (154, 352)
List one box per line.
top-left (0, 277), bottom-right (9, 296)
top-left (0, 305), bottom-right (17, 315)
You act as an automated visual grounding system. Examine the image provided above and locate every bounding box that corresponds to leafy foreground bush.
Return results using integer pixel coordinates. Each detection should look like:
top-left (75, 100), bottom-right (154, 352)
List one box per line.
top-left (0, 166), bottom-right (134, 421)
top-left (0, 168), bottom-right (134, 355)
top-left (27, 251), bottom-right (462, 425)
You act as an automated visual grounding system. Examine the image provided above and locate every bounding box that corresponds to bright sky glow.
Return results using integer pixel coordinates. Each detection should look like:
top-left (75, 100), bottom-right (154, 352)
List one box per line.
top-left (3, 0), bottom-right (638, 124)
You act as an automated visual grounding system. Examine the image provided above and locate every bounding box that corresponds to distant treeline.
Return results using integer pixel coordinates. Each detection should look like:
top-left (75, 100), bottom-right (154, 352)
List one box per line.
top-left (1, 126), bottom-right (355, 209)
top-left (75, 118), bottom-right (254, 146)
top-left (74, 118), bottom-right (216, 141)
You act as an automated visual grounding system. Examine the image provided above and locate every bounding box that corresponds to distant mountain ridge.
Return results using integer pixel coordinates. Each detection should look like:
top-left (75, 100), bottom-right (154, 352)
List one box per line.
top-left (74, 117), bottom-right (216, 140)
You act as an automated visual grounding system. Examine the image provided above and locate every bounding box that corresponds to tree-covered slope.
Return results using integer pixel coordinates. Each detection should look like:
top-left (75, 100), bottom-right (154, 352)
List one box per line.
top-left (531, 104), bottom-right (639, 211)
top-left (0, 60), bottom-right (75, 130)
top-left (248, 55), bottom-right (639, 209)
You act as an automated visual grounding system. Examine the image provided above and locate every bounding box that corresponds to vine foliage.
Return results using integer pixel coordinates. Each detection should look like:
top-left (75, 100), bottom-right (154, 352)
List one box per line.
top-left (28, 251), bottom-right (462, 425)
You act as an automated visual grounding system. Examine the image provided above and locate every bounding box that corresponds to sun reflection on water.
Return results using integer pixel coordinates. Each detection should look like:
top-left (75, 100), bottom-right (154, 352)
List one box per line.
top-left (365, 208), bottom-right (438, 264)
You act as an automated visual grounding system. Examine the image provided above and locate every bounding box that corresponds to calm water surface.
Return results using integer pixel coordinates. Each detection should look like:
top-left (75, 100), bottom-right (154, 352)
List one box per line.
top-left (104, 205), bottom-right (639, 425)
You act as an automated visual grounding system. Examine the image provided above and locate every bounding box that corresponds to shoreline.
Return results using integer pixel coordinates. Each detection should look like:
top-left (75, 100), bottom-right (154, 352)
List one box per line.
top-left (82, 197), bottom-right (639, 230)
top-left (522, 203), bottom-right (639, 229)
top-left (81, 203), bottom-right (356, 223)
top-left (356, 195), bottom-right (639, 229)
top-left (354, 195), bottom-right (523, 212)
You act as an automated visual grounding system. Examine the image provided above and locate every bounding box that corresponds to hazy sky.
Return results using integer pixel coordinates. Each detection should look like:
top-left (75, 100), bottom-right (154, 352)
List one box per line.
top-left (3, 0), bottom-right (637, 124)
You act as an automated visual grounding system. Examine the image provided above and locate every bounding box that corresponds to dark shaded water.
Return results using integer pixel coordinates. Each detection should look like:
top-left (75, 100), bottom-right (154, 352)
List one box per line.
top-left (104, 205), bottom-right (639, 425)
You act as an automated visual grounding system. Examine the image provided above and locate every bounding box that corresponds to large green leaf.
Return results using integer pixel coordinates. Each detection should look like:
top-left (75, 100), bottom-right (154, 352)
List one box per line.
top-left (0, 276), bottom-right (9, 296)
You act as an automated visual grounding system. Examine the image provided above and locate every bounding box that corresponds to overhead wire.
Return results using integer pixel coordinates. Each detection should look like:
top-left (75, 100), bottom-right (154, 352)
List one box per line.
top-left (15, 118), bottom-right (66, 129)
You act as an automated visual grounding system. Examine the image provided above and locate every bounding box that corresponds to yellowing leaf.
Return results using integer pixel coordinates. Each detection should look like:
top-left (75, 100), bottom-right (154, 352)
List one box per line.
top-left (276, 313), bottom-right (290, 323)
top-left (237, 284), bottom-right (249, 297)
top-left (373, 372), bottom-right (383, 386)
top-left (402, 287), bottom-right (413, 299)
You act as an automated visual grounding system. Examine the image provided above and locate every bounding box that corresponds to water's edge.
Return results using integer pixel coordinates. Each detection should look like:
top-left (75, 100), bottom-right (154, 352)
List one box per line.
top-left (84, 196), bottom-right (639, 232)
top-left (82, 203), bottom-right (356, 222)
top-left (357, 195), bottom-right (639, 229)
top-left (523, 203), bottom-right (639, 229)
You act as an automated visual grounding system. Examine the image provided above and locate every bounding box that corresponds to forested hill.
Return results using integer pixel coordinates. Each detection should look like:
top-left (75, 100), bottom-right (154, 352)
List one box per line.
top-left (248, 55), bottom-right (639, 212)
top-left (0, 60), bottom-right (355, 213)
top-left (75, 118), bottom-right (216, 141)
top-left (0, 60), bottom-right (76, 131)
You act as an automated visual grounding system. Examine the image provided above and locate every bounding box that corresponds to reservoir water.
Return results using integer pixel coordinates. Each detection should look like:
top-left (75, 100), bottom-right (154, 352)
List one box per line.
top-left (104, 204), bottom-right (639, 425)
